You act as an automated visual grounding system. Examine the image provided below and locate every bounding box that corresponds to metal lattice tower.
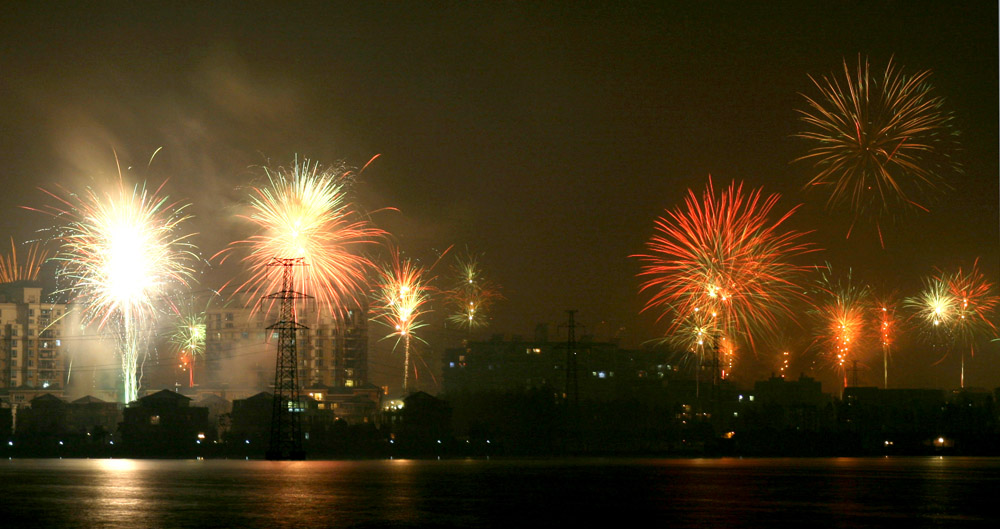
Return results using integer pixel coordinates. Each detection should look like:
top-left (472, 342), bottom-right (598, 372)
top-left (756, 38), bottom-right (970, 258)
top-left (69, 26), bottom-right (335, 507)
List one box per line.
top-left (265, 257), bottom-right (310, 460)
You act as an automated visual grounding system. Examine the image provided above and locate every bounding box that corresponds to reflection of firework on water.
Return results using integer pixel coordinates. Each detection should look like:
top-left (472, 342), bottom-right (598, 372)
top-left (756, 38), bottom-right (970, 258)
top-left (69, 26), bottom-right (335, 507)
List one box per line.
top-left (371, 250), bottom-right (434, 392)
top-left (795, 56), bottom-right (960, 242)
top-left (0, 238), bottom-right (50, 283)
top-left (813, 266), bottom-right (870, 387)
top-left (217, 158), bottom-right (383, 317)
top-left (909, 260), bottom-right (999, 387)
top-left (636, 178), bottom-right (816, 371)
top-left (34, 180), bottom-right (197, 403)
top-left (872, 291), bottom-right (900, 388)
top-left (445, 250), bottom-right (502, 332)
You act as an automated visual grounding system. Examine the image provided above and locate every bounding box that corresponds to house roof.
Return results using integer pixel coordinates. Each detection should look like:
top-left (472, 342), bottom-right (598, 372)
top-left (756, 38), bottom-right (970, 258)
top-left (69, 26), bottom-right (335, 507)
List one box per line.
top-left (140, 389), bottom-right (192, 402)
top-left (72, 395), bottom-right (107, 404)
top-left (193, 393), bottom-right (231, 405)
top-left (30, 393), bottom-right (66, 405)
top-left (243, 392), bottom-right (274, 403)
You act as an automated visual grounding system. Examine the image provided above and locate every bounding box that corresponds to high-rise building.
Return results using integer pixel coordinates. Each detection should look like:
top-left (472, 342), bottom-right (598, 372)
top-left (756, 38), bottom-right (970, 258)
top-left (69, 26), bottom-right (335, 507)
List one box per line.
top-left (202, 296), bottom-right (369, 391)
top-left (0, 284), bottom-right (71, 390)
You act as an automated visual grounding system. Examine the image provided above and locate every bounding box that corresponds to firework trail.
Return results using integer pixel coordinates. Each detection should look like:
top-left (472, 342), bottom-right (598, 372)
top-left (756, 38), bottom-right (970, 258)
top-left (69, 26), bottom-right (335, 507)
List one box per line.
top-left (32, 178), bottom-right (197, 403)
top-left (636, 177), bottom-right (816, 376)
top-left (795, 56), bottom-right (960, 244)
top-left (445, 250), bottom-right (502, 334)
top-left (908, 260), bottom-right (999, 387)
top-left (371, 249), bottom-right (435, 392)
top-left (169, 292), bottom-right (217, 387)
top-left (0, 238), bottom-right (50, 283)
top-left (813, 266), bottom-right (871, 388)
top-left (872, 291), bottom-right (900, 389)
top-left (216, 157), bottom-right (383, 319)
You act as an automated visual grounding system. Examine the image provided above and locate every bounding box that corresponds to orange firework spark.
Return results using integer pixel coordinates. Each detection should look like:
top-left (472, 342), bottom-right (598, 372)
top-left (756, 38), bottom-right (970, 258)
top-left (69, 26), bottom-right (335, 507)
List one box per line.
top-left (371, 249), bottom-right (436, 392)
top-left (795, 56), bottom-right (960, 244)
top-left (813, 266), bottom-right (871, 387)
top-left (908, 260), bottom-right (1000, 388)
top-left (636, 177), bottom-right (817, 360)
top-left (0, 238), bottom-right (50, 283)
top-left (872, 291), bottom-right (900, 388)
top-left (944, 259), bottom-right (1000, 347)
top-left (217, 157), bottom-right (384, 318)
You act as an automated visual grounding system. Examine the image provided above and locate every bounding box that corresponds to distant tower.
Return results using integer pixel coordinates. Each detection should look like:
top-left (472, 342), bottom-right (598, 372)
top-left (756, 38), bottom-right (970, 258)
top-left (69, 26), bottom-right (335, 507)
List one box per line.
top-left (564, 310), bottom-right (578, 407)
top-left (265, 258), bottom-right (310, 461)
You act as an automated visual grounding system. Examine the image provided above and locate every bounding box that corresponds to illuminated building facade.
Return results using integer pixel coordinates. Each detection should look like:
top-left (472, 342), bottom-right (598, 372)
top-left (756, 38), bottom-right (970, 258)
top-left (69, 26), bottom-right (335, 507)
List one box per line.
top-left (0, 284), bottom-right (70, 390)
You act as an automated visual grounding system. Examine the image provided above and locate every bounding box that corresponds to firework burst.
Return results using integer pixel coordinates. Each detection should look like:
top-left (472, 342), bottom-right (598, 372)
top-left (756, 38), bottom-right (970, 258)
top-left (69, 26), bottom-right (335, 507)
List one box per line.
top-left (169, 292), bottom-right (216, 387)
top-left (33, 179), bottom-right (197, 403)
top-left (795, 56), bottom-right (960, 242)
top-left (217, 158), bottom-right (383, 318)
top-left (636, 177), bottom-right (817, 372)
top-left (813, 266), bottom-right (871, 387)
top-left (909, 260), bottom-right (999, 387)
top-left (371, 250), bottom-right (434, 392)
top-left (445, 250), bottom-right (502, 333)
top-left (0, 238), bottom-right (50, 283)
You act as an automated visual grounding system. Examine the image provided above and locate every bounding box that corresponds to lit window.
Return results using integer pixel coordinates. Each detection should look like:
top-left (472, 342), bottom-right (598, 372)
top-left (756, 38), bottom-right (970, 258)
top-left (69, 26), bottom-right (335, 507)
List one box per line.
top-left (150, 415), bottom-right (161, 425)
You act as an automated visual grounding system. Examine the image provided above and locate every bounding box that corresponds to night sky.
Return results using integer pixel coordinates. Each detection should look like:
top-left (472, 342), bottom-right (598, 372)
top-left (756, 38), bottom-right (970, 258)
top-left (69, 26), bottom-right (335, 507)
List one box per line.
top-left (1, 2), bottom-right (996, 391)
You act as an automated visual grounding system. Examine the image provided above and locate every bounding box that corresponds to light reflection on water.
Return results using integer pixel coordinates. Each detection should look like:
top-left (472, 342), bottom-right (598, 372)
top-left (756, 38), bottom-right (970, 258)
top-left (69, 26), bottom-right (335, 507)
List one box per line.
top-left (1, 457), bottom-right (998, 528)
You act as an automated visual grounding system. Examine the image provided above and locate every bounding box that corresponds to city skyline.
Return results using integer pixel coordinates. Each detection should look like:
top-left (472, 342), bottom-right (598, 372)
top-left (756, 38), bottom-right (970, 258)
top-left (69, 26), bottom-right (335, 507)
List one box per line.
top-left (0, 3), bottom-right (996, 391)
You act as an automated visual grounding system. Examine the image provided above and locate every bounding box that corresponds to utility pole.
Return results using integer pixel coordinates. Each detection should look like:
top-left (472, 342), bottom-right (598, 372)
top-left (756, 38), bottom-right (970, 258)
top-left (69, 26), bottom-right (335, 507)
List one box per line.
top-left (265, 257), bottom-right (310, 461)
top-left (563, 310), bottom-right (578, 408)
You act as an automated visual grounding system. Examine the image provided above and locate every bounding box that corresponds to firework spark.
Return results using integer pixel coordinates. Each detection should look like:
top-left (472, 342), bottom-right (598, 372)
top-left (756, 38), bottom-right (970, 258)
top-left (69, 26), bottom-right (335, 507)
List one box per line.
top-left (909, 261), bottom-right (1000, 387)
top-left (445, 250), bottom-right (502, 333)
top-left (0, 238), bottom-right (50, 283)
top-left (169, 293), bottom-right (214, 387)
top-left (872, 291), bottom-right (900, 389)
top-left (371, 250), bottom-right (434, 392)
top-left (795, 56), bottom-right (960, 241)
top-left (636, 177), bottom-right (816, 373)
top-left (33, 179), bottom-right (197, 403)
top-left (813, 266), bottom-right (871, 388)
top-left (217, 157), bottom-right (383, 318)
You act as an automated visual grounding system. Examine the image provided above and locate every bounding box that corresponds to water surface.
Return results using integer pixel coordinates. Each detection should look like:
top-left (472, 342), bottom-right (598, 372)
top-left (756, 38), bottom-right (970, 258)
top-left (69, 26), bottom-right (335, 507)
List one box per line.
top-left (1, 457), bottom-right (997, 527)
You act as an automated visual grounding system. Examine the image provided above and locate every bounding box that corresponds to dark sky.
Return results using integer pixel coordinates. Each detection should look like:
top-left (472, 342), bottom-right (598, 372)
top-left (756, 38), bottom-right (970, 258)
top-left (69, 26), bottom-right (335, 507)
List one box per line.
top-left (1, 1), bottom-right (997, 391)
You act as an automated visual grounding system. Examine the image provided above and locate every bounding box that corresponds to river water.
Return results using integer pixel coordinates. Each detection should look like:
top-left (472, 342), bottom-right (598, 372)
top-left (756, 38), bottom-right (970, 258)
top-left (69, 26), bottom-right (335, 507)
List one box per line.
top-left (1, 457), bottom-right (997, 528)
